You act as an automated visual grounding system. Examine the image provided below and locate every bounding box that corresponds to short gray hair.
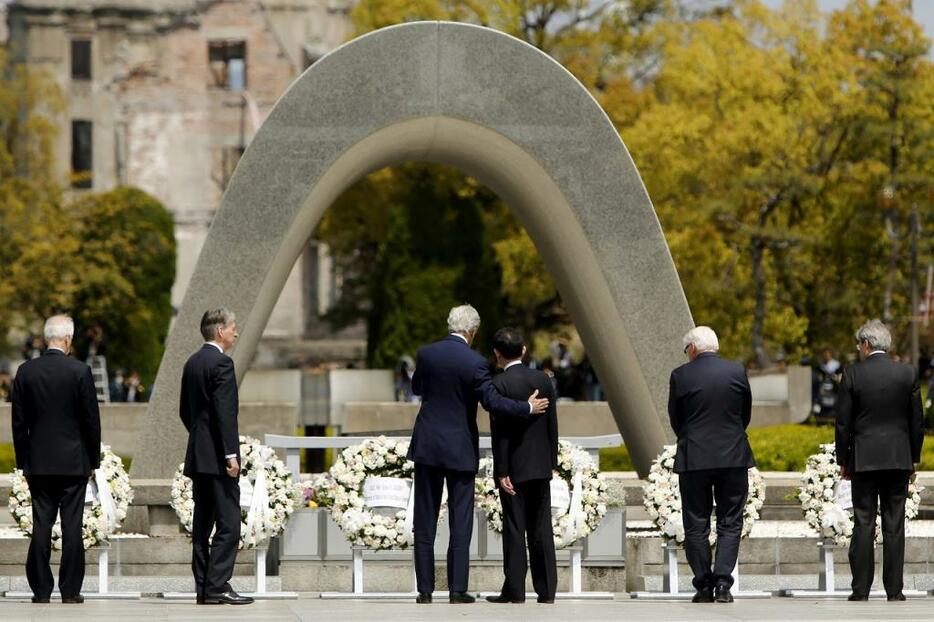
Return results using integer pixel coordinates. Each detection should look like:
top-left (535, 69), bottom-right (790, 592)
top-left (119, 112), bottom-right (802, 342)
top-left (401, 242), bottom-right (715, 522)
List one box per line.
top-left (682, 325), bottom-right (719, 353)
top-left (200, 307), bottom-right (236, 341)
top-left (855, 319), bottom-right (892, 352)
top-left (447, 304), bottom-right (481, 335)
top-left (44, 315), bottom-right (74, 342)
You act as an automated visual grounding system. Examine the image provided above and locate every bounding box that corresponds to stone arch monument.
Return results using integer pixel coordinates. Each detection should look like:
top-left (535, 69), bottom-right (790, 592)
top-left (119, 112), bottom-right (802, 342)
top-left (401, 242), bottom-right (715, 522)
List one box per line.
top-left (133, 21), bottom-right (694, 488)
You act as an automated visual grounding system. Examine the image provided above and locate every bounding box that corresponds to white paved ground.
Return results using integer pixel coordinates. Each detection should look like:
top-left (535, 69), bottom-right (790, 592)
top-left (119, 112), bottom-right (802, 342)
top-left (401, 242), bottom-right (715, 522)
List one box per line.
top-left (2, 596), bottom-right (934, 621)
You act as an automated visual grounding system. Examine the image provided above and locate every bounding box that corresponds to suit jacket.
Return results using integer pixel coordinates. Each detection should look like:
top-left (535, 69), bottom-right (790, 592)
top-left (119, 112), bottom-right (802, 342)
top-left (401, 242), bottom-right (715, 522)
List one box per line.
top-left (668, 352), bottom-right (754, 473)
top-left (490, 364), bottom-right (558, 483)
top-left (11, 350), bottom-right (101, 476)
top-left (835, 353), bottom-right (923, 473)
top-left (407, 335), bottom-right (532, 472)
top-left (180, 344), bottom-right (240, 476)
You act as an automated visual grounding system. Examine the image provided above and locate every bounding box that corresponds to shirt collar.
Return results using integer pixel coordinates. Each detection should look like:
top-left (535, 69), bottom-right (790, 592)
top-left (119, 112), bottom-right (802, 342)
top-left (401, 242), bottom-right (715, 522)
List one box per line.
top-left (206, 341), bottom-right (224, 354)
top-left (450, 333), bottom-right (468, 344)
top-left (504, 360), bottom-right (523, 371)
top-left (869, 350), bottom-right (887, 357)
top-left (46, 347), bottom-right (65, 355)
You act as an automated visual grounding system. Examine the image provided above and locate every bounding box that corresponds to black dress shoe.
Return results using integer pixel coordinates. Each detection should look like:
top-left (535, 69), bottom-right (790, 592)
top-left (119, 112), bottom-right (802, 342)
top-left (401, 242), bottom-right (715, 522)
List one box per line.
top-left (692, 588), bottom-right (714, 603)
top-left (847, 593), bottom-right (869, 601)
top-left (203, 589), bottom-right (254, 605)
top-left (62, 595), bottom-right (85, 604)
top-left (887, 593), bottom-right (906, 602)
top-left (31, 596), bottom-right (50, 603)
top-left (415, 592), bottom-right (432, 604)
top-left (486, 593), bottom-right (525, 603)
top-left (449, 591), bottom-right (476, 604)
top-left (537, 596), bottom-right (555, 604)
top-left (714, 585), bottom-right (733, 603)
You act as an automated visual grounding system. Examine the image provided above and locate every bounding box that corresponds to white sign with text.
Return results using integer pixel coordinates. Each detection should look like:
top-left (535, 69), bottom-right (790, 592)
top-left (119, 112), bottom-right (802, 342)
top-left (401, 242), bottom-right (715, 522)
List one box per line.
top-left (363, 477), bottom-right (412, 509)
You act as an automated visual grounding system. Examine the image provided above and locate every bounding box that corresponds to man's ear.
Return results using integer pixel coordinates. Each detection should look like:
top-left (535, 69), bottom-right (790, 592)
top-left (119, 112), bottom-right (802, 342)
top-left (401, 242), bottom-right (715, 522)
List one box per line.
top-left (521, 345), bottom-right (527, 359)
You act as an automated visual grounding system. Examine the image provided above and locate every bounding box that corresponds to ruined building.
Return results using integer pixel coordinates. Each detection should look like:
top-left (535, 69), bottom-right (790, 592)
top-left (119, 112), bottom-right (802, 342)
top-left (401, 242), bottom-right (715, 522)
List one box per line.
top-left (5, 1), bottom-right (361, 364)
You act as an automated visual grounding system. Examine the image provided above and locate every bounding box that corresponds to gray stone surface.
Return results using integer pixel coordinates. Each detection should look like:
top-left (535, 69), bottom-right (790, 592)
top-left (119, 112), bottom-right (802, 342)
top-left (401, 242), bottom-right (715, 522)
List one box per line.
top-left (136, 21), bottom-right (693, 484)
top-left (2, 595), bottom-right (934, 619)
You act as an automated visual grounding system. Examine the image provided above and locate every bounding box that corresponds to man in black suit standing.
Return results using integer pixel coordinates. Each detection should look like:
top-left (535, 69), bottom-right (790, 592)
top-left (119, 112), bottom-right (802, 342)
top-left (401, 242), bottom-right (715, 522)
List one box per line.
top-left (836, 319), bottom-right (924, 602)
top-left (669, 326), bottom-right (754, 604)
top-left (180, 308), bottom-right (252, 605)
top-left (486, 327), bottom-right (558, 604)
top-left (408, 305), bottom-right (549, 604)
top-left (11, 315), bottom-right (101, 604)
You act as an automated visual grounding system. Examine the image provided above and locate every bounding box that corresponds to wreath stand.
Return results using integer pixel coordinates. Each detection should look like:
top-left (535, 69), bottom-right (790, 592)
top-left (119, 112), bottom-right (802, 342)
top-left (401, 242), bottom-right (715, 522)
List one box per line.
top-left (3, 542), bottom-right (141, 600)
top-left (781, 541), bottom-right (927, 599)
top-left (476, 543), bottom-right (614, 601)
top-left (319, 545), bottom-right (422, 600)
top-left (161, 542), bottom-right (298, 600)
top-left (630, 541), bottom-right (770, 600)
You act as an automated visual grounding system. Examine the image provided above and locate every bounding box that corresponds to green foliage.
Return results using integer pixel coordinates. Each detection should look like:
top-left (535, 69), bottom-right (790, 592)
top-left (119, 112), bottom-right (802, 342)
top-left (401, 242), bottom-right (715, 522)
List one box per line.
top-left (322, 164), bottom-right (519, 366)
top-left (0, 443), bottom-right (14, 473)
top-left (69, 187), bottom-right (176, 383)
top-left (336, 0), bottom-right (933, 367)
top-left (600, 425), bottom-right (934, 472)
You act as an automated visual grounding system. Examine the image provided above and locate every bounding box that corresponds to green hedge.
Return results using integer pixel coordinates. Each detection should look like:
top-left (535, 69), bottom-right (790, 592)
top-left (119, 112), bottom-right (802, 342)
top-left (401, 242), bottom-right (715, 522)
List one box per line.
top-left (600, 424), bottom-right (934, 472)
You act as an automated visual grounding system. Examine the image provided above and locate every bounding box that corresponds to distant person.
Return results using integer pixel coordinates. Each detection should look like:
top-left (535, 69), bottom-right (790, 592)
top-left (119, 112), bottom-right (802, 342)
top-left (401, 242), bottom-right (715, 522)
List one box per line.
top-left (180, 308), bottom-right (252, 605)
top-left (818, 349), bottom-right (841, 417)
top-left (0, 369), bottom-right (12, 402)
top-left (11, 315), bottom-right (101, 604)
top-left (22, 335), bottom-right (43, 360)
top-left (407, 305), bottom-right (549, 604)
top-left (83, 324), bottom-right (107, 359)
top-left (395, 355), bottom-right (417, 403)
top-left (669, 326), bottom-right (754, 605)
top-left (109, 369), bottom-right (127, 402)
top-left (486, 327), bottom-right (558, 605)
top-left (124, 370), bottom-right (146, 403)
top-left (836, 319), bottom-right (924, 602)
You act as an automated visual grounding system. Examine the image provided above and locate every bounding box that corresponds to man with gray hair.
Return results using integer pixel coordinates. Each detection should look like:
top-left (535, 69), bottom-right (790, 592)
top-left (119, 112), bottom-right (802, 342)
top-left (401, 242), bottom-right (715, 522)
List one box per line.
top-left (836, 319), bottom-right (924, 602)
top-left (408, 304), bottom-right (550, 604)
top-left (668, 326), bottom-right (754, 604)
top-left (11, 315), bottom-right (101, 603)
top-left (180, 308), bottom-right (252, 605)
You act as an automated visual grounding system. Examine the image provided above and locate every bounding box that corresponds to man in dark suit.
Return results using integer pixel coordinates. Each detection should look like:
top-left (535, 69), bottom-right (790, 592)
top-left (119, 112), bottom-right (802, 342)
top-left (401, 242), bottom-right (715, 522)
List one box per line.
top-left (408, 305), bottom-right (549, 604)
top-left (486, 327), bottom-right (558, 605)
top-left (836, 319), bottom-right (924, 602)
top-left (11, 315), bottom-right (101, 604)
top-left (180, 308), bottom-right (252, 605)
top-left (668, 326), bottom-right (754, 604)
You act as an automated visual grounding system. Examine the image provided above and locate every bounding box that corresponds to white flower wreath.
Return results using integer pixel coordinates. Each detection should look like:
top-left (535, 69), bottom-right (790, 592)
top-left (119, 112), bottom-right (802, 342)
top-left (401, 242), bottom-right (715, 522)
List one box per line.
top-left (170, 435), bottom-right (298, 549)
top-left (798, 443), bottom-right (922, 546)
top-left (642, 445), bottom-right (765, 544)
top-left (325, 436), bottom-right (433, 550)
top-left (8, 443), bottom-right (134, 550)
top-left (475, 440), bottom-right (609, 549)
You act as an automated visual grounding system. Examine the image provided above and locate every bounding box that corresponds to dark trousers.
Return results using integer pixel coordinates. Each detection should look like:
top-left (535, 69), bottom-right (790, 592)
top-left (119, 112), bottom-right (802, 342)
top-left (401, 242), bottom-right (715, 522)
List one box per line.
top-left (26, 475), bottom-right (88, 599)
top-left (191, 474), bottom-right (241, 595)
top-left (413, 463), bottom-right (475, 594)
top-left (849, 469), bottom-right (909, 597)
top-left (678, 467), bottom-right (748, 590)
top-left (499, 478), bottom-right (557, 600)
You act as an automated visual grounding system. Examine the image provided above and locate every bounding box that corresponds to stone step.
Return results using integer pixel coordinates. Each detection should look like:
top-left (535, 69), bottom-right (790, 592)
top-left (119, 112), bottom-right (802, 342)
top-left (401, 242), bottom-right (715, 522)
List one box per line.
top-left (0, 575), bottom-right (281, 595)
top-left (641, 573), bottom-right (934, 594)
top-left (278, 560), bottom-right (625, 593)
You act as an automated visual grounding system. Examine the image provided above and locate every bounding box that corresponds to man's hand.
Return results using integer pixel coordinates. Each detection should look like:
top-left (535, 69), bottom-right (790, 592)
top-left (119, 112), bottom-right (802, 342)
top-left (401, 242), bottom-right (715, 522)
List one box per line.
top-left (226, 457), bottom-right (240, 479)
top-left (499, 476), bottom-right (516, 496)
top-left (528, 389), bottom-right (549, 414)
top-left (840, 466), bottom-right (851, 481)
top-left (911, 463), bottom-right (919, 484)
